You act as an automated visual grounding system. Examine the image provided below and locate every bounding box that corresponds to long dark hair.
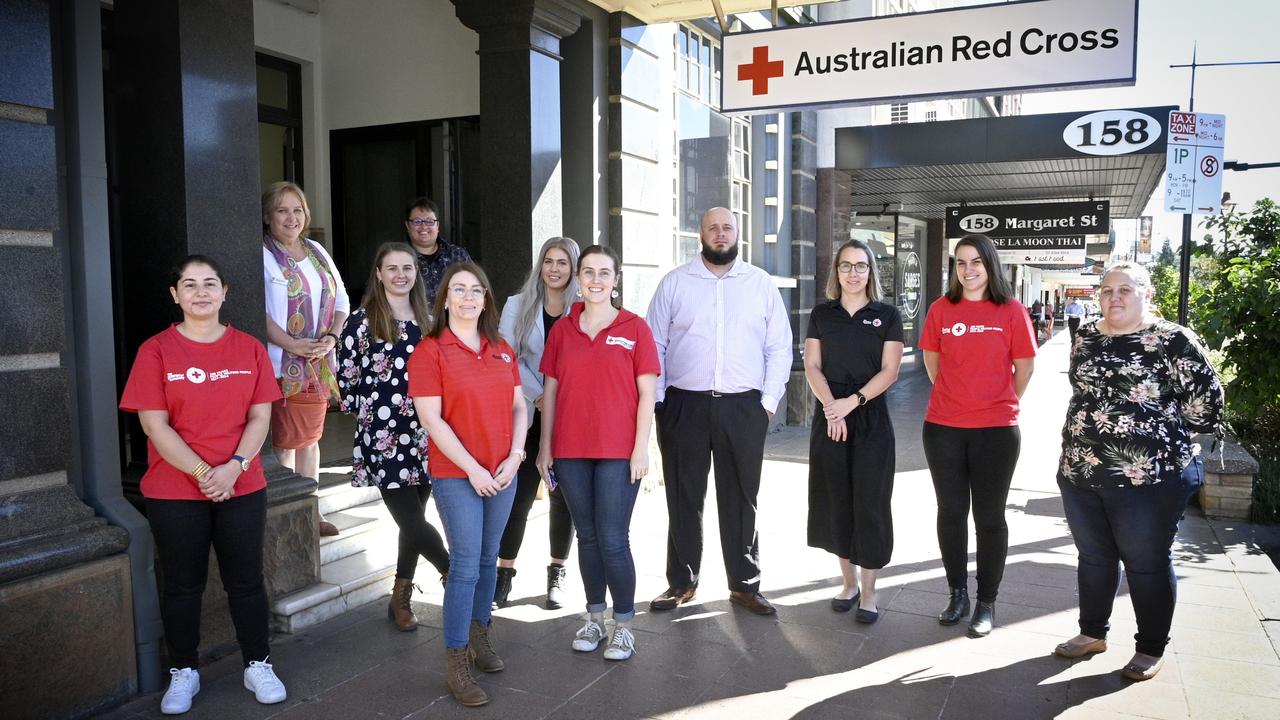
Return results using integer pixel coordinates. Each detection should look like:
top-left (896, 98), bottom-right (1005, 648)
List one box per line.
top-left (359, 243), bottom-right (431, 343)
top-left (169, 254), bottom-right (225, 288)
top-left (427, 261), bottom-right (501, 344)
top-left (945, 233), bottom-right (1014, 304)
top-left (579, 244), bottom-right (623, 309)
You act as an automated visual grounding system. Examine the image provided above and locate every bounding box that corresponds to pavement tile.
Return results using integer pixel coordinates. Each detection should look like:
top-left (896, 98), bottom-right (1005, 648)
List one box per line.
top-left (398, 685), bottom-right (564, 720)
top-left (1176, 655), bottom-right (1280, 699)
top-left (669, 682), bottom-right (821, 719)
top-left (722, 622), bottom-right (869, 696)
top-left (1169, 626), bottom-right (1280, 665)
top-left (1066, 667), bottom-right (1191, 719)
top-left (549, 664), bottom-right (712, 719)
top-left (1170, 601), bottom-right (1264, 633)
top-left (477, 641), bottom-right (613, 700)
top-left (1184, 683), bottom-right (1280, 720)
top-left (942, 680), bottom-right (1068, 720)
top-left (1175, 582), bottom-right (1255, 610)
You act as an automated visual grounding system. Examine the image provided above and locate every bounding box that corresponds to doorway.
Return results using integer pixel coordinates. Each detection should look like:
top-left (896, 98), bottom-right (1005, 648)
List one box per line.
top-left (329, 117), bottom-right (480, 302)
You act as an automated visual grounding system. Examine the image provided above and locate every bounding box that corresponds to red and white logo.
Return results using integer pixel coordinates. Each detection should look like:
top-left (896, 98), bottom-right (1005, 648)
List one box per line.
top-left (737, 46), bottom-right (784, 96)
top-left (950, 322), bottom-right (967, 337)
top-left (186, 367), bottom-right (207, 384)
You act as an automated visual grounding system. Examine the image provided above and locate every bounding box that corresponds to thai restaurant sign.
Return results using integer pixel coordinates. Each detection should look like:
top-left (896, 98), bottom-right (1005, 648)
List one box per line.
top-left (721, 0), bottom-right (1139, 113)
top-left (945, 201), bottom-right (1110, 266)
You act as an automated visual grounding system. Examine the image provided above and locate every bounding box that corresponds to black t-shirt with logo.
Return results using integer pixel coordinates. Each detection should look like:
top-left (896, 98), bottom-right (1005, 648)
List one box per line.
top-left (806, 300), bottom-right (904, 392)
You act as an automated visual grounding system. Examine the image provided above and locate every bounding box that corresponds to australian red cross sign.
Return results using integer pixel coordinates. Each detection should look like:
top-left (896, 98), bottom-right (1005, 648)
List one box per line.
top-left (721, 0), bottom-right (1138, 114)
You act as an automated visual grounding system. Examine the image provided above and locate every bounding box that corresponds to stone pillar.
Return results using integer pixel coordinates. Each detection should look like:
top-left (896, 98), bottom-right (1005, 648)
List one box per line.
top-left (0, 2), bottom-right (134, 717)
top-left (455, 0), bottom-right (581, 300)
top-left (112, 0), bottom-right (264, 346)
top-left (788, 111), bottom-right (819, 426)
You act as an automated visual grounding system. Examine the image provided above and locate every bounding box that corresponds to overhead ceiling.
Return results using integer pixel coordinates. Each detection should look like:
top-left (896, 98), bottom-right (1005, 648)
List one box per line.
top-left (844, 155), bottom-right (1166, 220)
top-left (836, 107), bottom-right (1176, 221)
top-left (584, 1), bottom-right (839, 25)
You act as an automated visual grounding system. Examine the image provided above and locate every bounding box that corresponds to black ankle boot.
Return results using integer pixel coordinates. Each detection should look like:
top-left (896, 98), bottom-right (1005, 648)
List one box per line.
top-left (545, 564), bottom-right (567, 610)
top-left (938, 587), bottom-right (970, 626)
top-left (492, 567), bottom-right (516, 609)
top-left (967, 601), bottom-right (995, 637)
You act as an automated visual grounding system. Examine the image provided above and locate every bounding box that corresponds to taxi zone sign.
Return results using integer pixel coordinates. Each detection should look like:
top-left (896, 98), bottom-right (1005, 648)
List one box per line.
top-left (722, 0), bottom-right (1138, 113)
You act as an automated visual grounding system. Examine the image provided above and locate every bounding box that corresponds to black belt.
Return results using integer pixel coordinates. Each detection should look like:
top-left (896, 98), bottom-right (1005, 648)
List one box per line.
top-left (668, 387), bottom-right (761, 399)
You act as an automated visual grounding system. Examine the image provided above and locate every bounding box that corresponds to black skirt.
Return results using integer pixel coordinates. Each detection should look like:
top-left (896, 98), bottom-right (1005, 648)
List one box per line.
top-left (807, 394), bottom-right (895, 569)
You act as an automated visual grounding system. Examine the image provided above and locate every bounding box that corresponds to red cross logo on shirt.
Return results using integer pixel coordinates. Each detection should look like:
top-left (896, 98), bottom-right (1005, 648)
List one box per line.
top-left (737, 46), bottom-right (784, 96)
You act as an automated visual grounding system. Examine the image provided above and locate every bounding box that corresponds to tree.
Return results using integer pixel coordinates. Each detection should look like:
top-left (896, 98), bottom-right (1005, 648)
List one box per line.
top-left (1156, 237), bottom-right (1176, 266)
top-left (1199, 199), bottom-right (1280, 418)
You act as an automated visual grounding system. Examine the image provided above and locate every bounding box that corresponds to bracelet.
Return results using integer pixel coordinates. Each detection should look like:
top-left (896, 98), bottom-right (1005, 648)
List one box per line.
top-left (322, 332), bottom-right (339, 344)
top-left (191, 461), bottom-right (212, 481)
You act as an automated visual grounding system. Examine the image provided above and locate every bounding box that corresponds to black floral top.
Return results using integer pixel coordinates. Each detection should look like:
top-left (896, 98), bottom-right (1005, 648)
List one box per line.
top-left (417, 240), bottom-right (473, 307)
top-left (1058, 319), bottom-right (1224, 488)
top-left (337, 308), bottom-right (430, 488)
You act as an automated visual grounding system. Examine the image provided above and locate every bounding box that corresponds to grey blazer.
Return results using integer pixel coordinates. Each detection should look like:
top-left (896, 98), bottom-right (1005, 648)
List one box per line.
top-left (499, 294), bottom-right (548, 431)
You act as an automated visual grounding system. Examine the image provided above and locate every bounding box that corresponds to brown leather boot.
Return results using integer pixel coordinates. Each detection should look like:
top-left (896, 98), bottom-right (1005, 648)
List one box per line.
top-left (445, 646), bottom-right (489, 707)
top-left (468, 620), bottom-right (504, 672)
top-left (387, 578), bottom-right (419, 632)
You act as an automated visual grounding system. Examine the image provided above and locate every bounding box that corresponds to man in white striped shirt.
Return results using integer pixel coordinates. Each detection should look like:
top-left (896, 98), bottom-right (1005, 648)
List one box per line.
top-left (646, 207), bottom-right (793, 616)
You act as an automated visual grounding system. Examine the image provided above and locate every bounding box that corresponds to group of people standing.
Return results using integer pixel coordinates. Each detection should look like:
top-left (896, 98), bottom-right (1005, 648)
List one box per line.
top-left (119, 180), bottom-right (1223, 714)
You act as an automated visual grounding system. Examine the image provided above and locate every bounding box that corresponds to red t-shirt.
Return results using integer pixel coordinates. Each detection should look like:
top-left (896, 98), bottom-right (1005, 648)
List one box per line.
top-left (119, 325), bottom-right (281, 500)
top-left (540, 304), bottom-right (661, 459)
top-left (919, 297), bottom-right (1037, 428)
top-left (407, 329), bottom-right (521, 478)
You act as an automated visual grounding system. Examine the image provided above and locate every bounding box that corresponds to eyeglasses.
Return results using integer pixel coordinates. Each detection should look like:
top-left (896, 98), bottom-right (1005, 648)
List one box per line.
top-left (837, 262), bottom-right (871, 274)
top-left (408, 218), bottom-right (439, 228)
top-left (448, 286), bottom-right (485, 299)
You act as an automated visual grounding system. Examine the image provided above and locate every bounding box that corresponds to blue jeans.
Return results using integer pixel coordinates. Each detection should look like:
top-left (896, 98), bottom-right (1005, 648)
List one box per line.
top-left (555, 459), bottom-right (642, 621)
top-left (1058, 456), bottom-right (1204, 657)
top-left (431, 478), bottom-right (517, 648)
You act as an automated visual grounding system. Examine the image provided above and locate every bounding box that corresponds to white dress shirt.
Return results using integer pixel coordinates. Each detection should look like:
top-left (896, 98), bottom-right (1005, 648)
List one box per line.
top-left (646, 257), bottom-right (793, 413)
top-left (262, 240), bottom-right (350, 377)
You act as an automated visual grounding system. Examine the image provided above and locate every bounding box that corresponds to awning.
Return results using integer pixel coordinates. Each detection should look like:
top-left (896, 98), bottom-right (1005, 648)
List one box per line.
top-left (836, 106), bottom-right (1177, 220)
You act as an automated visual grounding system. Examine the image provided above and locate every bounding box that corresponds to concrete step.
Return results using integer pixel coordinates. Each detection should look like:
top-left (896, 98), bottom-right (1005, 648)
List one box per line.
top-left (317, 479), bottom-right (381, 516)
top-left (317, 501), bottom-right (388, 565)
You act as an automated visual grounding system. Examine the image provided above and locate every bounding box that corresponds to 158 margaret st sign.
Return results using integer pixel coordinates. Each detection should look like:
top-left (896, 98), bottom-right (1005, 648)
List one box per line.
top-left (722, 0), bottom-right (1138, 113)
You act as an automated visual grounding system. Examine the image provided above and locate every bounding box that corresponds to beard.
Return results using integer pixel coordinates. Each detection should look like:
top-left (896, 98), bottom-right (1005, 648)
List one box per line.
top-left (701, 241), bottom-right (739, 266)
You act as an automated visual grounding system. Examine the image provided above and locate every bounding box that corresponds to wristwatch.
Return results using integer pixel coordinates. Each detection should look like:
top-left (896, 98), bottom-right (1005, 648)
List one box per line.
top-left (511, 449), bottom-right (527, 462)
top-left (855, 391), bottom-right (868, 406)
top-left (232, 454), bottom-right (251, 472)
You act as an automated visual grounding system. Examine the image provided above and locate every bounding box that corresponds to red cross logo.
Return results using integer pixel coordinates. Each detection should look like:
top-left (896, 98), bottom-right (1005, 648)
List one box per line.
top-left (737, 46), bottom-right (784, 96)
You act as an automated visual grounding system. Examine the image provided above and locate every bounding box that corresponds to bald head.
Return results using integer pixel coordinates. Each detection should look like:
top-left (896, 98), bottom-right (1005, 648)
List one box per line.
top-left (699, 206), bottom-right (739, 268)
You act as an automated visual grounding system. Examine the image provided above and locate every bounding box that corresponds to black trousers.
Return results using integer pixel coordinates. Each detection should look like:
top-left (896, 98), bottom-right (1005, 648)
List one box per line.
top-left (1068, 316), bottom-right (1081, 340)
top-left (922, 422), bottom-right (1021, 603)
top-left (146, 489), bottom-right (270, 669)
top-left (499, 410), bottom-right (574, 561)
top-left (381, 482), bottom-right (451, 580)
top-left (657, 388), bottom-right (769, 593)
top-left (807, 397), bottom-right (895, 569)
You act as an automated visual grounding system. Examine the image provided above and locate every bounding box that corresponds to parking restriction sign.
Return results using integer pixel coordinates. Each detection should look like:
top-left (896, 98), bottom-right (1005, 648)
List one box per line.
top-left (1165, 111), bottom-right (1226, 214)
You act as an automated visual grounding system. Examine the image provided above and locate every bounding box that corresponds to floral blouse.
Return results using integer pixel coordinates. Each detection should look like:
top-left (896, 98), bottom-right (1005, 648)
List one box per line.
top-left (337, 309), bottom-right (430, 488)
top-left (1058, 319), bottom-right (1224, 488)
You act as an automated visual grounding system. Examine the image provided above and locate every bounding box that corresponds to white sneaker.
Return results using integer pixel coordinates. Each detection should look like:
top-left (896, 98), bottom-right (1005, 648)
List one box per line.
top-left (603, 627), bottom-right (636, 661)
top-left (243, 658), bottom-right (287, 704)
top-left (160, 667), bottom-right (199, 714)
top-left (572, 620), bottom-right (605, 652)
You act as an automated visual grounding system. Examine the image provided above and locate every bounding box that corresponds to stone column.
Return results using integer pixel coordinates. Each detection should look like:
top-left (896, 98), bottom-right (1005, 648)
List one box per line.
top-left (0, 1), bottom-right (133, 717)
top-left (788, 111), bottom-right (819, 426)
top-left (455, 0), bottom-right (581, 300)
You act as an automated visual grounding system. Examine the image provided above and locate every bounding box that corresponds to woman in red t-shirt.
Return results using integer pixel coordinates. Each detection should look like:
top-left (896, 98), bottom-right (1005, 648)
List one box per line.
top-left (919, 234), bottom-right (1036, 639)
top-left (536, 245), bottom-right (659, 662)
top-left (407, 262), bottom-right (526, 708)
top-left (119, 256), bottom-right (287, 715)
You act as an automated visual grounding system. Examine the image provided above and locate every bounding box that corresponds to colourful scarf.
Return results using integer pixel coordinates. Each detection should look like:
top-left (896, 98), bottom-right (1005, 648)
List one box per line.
top-left (264, 234), bottom-right (340, 399)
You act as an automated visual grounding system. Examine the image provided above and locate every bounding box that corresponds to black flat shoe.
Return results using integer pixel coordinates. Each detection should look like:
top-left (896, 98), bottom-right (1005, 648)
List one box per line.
top-left (938, 587), bottom-right (970, 626)
top-left (967, 601), bottom-right (995, 638)
top-left (831, 591), bottom-right (859, 613)
top-left (855, 607), bottom-right (880, 624)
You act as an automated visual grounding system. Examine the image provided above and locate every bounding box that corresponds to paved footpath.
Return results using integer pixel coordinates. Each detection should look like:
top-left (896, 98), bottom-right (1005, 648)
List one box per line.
top-left (103, 330), bottom-right (1280, 719)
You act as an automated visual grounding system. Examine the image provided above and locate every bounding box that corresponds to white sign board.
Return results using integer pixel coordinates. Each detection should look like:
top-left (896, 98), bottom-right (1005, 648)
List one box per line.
top-left (721, 0), bottom-right (1138, 113)
top-left (1165, 111), bottom-right (1226, 214)
top-left (999, 249), bottom-right (1087, 265)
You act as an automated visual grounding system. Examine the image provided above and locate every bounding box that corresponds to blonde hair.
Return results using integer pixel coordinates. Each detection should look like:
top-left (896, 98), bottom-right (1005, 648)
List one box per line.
top-left (1101, 261), bottom-right (1152, 288)
top-left (512, 237), bottom-right (581, 356)
top-left (261, 181), bottom-right (312, 240)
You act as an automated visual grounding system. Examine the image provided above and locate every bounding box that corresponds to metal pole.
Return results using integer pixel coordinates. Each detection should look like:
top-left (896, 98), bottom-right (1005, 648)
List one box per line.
top-left (1177, 45), bottom-right (1196, 326)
